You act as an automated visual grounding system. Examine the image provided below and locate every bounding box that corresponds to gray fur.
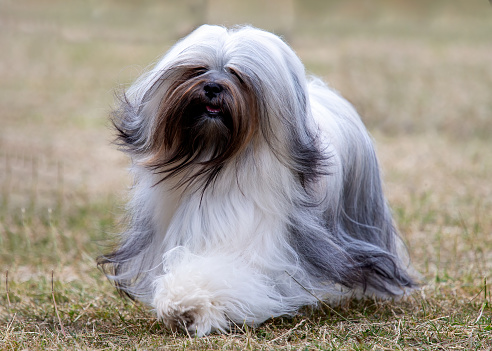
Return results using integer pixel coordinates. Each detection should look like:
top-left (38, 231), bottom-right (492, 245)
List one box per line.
top-left (98, 25), bottom-right (416, 335)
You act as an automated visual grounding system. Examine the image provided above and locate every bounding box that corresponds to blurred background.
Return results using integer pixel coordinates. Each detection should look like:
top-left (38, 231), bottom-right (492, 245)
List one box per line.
top-left (1, 0), bottom-right (491, 282)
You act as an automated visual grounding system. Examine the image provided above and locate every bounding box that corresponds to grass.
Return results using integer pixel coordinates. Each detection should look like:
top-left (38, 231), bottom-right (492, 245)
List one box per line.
top-left (1, 0), bottom-right (492, 349)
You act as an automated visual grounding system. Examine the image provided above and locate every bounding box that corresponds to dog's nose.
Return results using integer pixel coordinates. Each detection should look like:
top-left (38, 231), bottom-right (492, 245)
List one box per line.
top-left (204, 82), bottom-right (223, 99)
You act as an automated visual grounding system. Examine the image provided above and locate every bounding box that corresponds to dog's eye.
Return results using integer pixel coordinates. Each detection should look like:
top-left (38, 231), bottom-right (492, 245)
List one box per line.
top-left (228, 68), bottom-right (244, 84)
top-left (190, 67), bottom-right (208, 78)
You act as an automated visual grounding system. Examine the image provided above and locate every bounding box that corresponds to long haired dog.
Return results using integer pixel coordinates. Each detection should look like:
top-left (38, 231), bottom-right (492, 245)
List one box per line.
top-left (99, 25), bottom-right (415, 336)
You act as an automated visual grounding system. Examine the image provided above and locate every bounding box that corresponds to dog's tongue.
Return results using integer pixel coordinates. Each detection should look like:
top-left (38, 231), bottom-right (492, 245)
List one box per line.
top-left (206, 105), bottom-right (221, 114)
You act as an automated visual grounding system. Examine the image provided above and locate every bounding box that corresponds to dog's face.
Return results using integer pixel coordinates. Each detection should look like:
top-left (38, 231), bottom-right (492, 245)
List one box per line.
top-left (148, 58), bottom-right (259, 179)
top-left (117, 25), bottom-right (318, 188)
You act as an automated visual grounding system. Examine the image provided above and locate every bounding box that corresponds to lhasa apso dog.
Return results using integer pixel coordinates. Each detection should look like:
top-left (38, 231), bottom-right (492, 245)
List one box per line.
top-left (99, 25), bottom-right (415, 336)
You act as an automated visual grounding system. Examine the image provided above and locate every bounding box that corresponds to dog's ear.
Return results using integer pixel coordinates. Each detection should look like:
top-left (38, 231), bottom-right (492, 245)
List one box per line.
top-left (111, 76), bottom-right (167, 156)
top-left (111, 93), bottom-right (149, 154)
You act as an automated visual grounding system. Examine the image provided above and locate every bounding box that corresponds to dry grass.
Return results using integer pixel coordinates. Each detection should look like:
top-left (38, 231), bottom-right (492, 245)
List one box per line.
top-left (1, 0), bottom-right (492, 349)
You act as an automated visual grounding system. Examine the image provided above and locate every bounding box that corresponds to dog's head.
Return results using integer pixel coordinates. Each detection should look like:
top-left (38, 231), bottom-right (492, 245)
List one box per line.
top-left (114, 25), bottom-right (321, 188)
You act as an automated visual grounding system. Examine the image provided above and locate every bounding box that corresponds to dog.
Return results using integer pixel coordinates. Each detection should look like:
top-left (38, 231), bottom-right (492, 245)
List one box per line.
top-left (98, 25), bottom-right (415, 336)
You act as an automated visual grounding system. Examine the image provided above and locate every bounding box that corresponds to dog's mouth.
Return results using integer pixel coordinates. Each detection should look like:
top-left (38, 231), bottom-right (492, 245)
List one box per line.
top-left (181, 99), bottom-right (233, 135)
top-left (205, 105), bottom-right (222, 118)
top-left (201, 103), bottom-right (232, 129)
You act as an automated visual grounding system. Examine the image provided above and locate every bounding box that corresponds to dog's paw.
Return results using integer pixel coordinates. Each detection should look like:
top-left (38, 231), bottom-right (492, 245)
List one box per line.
top-left (153, 283), bottom-right (229, 336)
top-left (151, 251), bottom-right (280, 335)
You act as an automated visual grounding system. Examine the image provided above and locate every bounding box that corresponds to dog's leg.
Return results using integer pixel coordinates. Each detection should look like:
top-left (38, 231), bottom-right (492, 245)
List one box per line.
top-left (151, 250), bottom-right (283, 336)
top-left (153, 271), bottom-right (228, 336)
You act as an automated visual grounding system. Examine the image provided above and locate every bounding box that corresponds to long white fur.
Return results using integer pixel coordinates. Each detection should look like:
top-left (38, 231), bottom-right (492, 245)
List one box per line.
top-left (100, 25), bottom-right (415, 336)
